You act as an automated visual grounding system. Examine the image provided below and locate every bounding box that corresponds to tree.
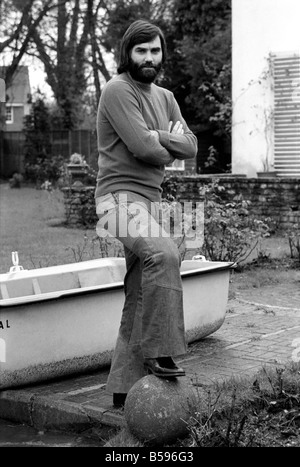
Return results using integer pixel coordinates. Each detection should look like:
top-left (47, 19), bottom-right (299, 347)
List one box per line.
top-left (168, 0), bottom-right (231, 130)
top-left (1, 0), bottom-right (231, 141)
top-left (161, 0), bottom-right (232, 172)
top-left (100, 0), bottom-right (173, 62)
top-left (0, 0), bottom-right (56, 90)
top-left (23, 94), bottom-right (52, 163)
top-left (0, 0), bottom-right (113, 129)
top-left (29, 0), bottom-right (112, 129)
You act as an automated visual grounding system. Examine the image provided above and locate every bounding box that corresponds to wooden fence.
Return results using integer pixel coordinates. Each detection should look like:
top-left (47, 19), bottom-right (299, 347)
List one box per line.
top-left (0, 129), bottom-right (99, 178)
top-left (0, 128), bottom-right (230, 178)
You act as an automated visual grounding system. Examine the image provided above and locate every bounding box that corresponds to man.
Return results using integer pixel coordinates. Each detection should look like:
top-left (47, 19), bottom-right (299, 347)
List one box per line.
top-left (95, 20), bottom-right (198, 408)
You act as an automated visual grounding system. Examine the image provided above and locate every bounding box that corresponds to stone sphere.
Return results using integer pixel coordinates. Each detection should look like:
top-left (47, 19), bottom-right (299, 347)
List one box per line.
top-left (124, 375), bottom-right (198, 445)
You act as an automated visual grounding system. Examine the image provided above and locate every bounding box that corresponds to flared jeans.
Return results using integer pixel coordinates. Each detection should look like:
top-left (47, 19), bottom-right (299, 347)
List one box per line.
top-left (95, 191), bottom-right (187, 394)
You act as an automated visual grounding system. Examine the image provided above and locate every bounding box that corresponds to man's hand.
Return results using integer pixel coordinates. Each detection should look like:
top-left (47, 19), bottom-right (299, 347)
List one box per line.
top-left (150, 130), bottom-right (159, 141)
top-left (168, 120), bottom-right (184, 135)
top-left (149, 129), bottom-right (174, 165)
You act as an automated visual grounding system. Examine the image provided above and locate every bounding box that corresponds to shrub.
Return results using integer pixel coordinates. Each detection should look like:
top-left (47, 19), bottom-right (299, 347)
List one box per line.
top-left (286, 223), bottom-right (300, 264)
top-left (162, 176), bottom-right (271, 264)
top-left (161, 172), bottom-right (183, 202)
top-left (198, 180), bottom-right (271, 263)
top-left (25, 154), bottom-right (66, 187)
top-left (9, 172), bottom-right (23, 188)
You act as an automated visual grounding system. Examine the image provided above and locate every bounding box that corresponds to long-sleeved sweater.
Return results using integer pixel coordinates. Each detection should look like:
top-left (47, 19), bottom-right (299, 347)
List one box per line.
top-left (95, 72), bottom-right (198, 202)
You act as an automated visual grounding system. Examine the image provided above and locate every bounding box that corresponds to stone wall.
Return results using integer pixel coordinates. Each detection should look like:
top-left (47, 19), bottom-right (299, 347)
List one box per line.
top-left (61, 185), bottom-right (97, 226)
top-left (62, 176), bottom-right (300, 230)
top-left (173, 175), bottom-right (300, 230)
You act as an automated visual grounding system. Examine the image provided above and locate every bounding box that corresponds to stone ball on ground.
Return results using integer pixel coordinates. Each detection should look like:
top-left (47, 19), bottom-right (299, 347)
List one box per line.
top-left (124, 375), bottom-right (198, 445)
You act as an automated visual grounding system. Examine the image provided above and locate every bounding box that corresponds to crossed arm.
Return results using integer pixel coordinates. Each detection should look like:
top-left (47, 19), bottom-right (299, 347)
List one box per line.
top-left (150, 121), bottom-right (185, 164)
top-left (102, 81), bottom-right (197, 166)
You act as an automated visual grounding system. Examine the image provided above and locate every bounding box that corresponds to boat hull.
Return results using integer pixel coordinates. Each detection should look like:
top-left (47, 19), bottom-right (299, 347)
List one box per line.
top-left (0, 258), bottom-right (234, 389)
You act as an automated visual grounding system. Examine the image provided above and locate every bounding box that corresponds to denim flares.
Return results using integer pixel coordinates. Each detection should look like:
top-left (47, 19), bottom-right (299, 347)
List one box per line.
top-left (95, 191), bottom-right (187, 394)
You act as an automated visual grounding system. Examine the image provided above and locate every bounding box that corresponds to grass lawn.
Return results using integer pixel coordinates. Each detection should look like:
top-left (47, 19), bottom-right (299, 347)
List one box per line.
top-left (0, 182), bottom-right (102, 273)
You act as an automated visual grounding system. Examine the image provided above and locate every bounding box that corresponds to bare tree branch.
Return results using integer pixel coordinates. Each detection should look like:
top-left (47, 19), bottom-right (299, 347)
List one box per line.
top-left (0, 0), bottom-right (34, 54)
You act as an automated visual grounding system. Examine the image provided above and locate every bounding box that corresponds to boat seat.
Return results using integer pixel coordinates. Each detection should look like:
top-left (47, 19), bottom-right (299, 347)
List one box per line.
top-left (0, 283), bottom-right (9, 300)
top-left (78, 268), bottom-right (117, 288)
top-left (0, 278), bottom-right (43, 298)
top-left (1, 278), bottom-right (36, 299)
top-left (37, 272), bottom-right (80, 293)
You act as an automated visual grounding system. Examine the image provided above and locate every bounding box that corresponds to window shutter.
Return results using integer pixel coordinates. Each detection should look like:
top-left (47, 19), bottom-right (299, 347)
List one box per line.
top-left (273, 52), bottom-right (300, 176)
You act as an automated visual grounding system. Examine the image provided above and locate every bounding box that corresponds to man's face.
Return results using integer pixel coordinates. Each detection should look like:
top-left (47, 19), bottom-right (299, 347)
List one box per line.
top-left (129, 35), bottom-right (163, 83)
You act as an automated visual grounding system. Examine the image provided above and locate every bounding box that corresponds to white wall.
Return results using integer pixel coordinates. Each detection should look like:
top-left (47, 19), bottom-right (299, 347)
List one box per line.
top-left (232, 0), bottom-right (300, 176)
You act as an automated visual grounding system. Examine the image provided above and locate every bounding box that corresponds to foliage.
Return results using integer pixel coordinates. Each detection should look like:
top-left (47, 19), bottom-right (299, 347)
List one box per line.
top-left (66, 234), bottom-right (124, 263)
top-left (23, 96), bottom-right (52, 163)
top-left (203, 144), bottom-right (231, 174)
top-left (0, 0), bottom-right (53, 90)
top-left (198, 63), bottom-right (232, 141)
top-left (8, 172), bottom-right (23, 188)
top-left (25, 154), bottom-right (66, 186)
top-left (156, 0), bottom-right (232, 172)
top-left (198, 180), bottom-right (271, 263)
top-left (185, 364), bottom-right (300, 447)
top-left (23, 96), bottom-right (66, 186)
top-left (167, 0), bottom-right (231, 129)
top-left (23, 95), bottom-right (71, 186)
top-left (102, 0), bottom-right (156, 55)
top-left (286, 223), bottom-right (300, 264)
top-left (1, 0), bottom-right (112, 129)
top-left (161, 171), bottom-right (183, 202)
top-left (1, 0), bottom-right (231, 137)
top-left (162, 175), bottom-right (271, 264)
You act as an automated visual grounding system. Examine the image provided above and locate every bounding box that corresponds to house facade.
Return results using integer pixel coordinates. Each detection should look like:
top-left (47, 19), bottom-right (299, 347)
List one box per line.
top-left (0, 67), bottom-right (32, 177)
top-left (0, 66), bottom-right (32, 131)
top-left (232, 0), bottom-right (300, 177)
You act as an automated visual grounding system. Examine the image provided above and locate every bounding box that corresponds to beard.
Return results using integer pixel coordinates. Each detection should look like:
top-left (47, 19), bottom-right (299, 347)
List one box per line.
top-left (128, 58), bottom-right (162, 84)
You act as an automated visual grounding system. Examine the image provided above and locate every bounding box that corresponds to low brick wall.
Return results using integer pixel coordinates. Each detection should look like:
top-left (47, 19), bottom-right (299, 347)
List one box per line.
top-left (62, 176), bottom-right (300, 230)
top-left (173, 175), bottom-right (300, 230)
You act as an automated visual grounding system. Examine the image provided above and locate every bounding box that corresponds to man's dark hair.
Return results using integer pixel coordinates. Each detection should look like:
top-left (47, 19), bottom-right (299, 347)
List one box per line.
top-left (117, 20), bottom-right (167, 74)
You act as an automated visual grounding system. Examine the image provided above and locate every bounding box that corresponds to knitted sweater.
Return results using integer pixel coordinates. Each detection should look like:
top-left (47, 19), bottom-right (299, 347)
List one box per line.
top-left (95, 72), bottom-right (198, 202)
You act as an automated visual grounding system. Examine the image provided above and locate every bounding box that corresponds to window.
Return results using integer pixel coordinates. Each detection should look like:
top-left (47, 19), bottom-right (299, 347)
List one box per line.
top-left (5, 105), bottom-right (13, 124)
top-left (273, 51), bottom-right (300, 176)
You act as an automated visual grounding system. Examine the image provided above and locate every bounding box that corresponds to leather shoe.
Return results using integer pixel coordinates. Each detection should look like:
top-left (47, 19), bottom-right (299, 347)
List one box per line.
top-left (113, 393), bottom-right (127, 408)
top-left (144, 357), bottom-right (185, 378)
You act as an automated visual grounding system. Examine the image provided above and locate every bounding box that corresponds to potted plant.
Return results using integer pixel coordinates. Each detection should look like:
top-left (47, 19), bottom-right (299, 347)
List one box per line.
top-left (257, 160), bottom-right (277, 178)
top-left (67, 153), bottom-right (89, 184)
top-left (256, 108), bottom-right (277, 178)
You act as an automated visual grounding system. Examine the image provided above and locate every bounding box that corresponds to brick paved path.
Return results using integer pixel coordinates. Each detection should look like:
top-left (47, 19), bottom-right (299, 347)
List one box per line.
top-left (234, 283), bottom-right (300, 309)
top-left (180, 291), bottom-right (300, 386)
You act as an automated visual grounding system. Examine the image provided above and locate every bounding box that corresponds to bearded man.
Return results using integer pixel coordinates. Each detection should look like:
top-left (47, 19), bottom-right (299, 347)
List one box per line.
top-left (95, 20), bottom-right (198, 408)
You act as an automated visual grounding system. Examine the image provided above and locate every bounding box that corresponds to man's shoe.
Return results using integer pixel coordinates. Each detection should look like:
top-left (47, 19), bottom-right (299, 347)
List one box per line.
top-left (113, 393), bottom-right (127, 408)
top-left (144, 357), bottom-right (185, 378)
